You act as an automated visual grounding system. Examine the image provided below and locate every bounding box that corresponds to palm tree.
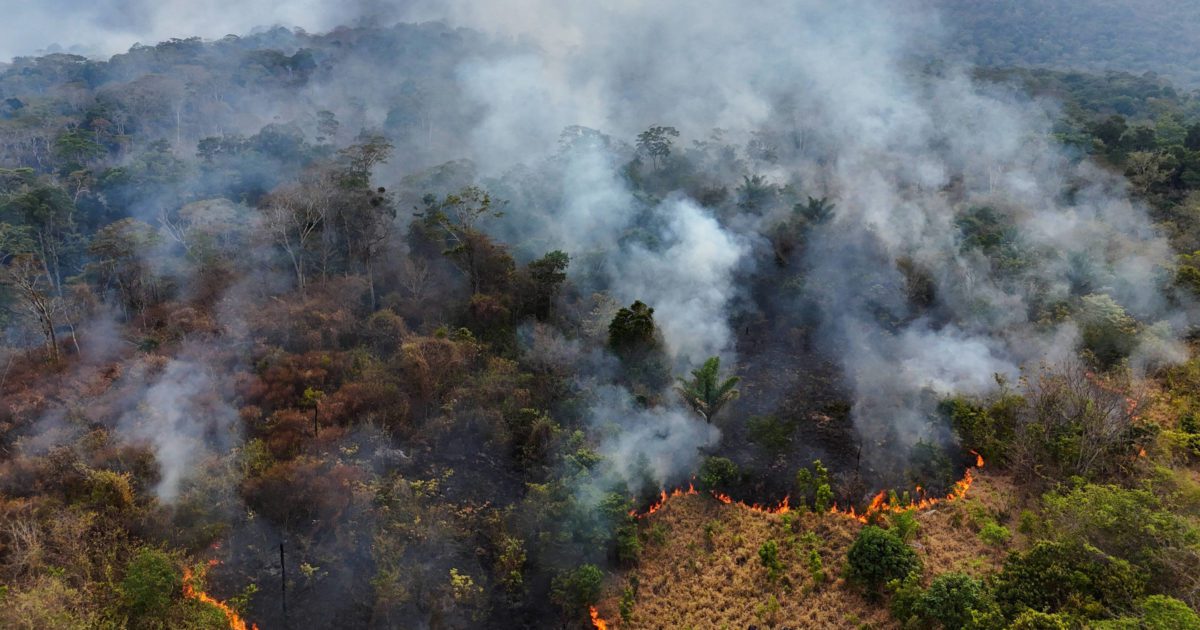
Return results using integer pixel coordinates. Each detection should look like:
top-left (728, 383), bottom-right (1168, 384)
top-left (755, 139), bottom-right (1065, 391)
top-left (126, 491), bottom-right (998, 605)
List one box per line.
top-left (676, 356), bottom-right (741, 423)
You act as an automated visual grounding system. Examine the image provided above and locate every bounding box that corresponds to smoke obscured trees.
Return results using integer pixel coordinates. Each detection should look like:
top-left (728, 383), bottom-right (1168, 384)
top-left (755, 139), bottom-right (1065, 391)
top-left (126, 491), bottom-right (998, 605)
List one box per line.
top-left (412, 186), bottom-right (509, 295)
top-left (607, 300), bottom-right (670, 392)
top-left (1, 253), bottom-right (62, 361)
top-left (260, 177), bottom-right (328, 296)
top-left (86, 218), bottom-right (162, 318)
top-left (522, 250), bottom-right (569, 321)
top-left (635, 125), bottom-right (679, 171)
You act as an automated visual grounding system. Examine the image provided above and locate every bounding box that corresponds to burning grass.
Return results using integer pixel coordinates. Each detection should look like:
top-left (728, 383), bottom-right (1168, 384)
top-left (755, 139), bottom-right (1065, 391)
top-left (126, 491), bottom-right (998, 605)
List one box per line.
top-left (182, 561), bottom-right (259, 630)
top-left (598, 459), bottom-right (1021, 629)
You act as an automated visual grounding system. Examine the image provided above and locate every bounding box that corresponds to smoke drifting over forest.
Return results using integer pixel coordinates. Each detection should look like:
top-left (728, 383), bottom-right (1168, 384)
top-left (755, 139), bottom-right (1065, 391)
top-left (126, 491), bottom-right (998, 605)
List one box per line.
top-left (390, 0), bottom-right (1186, 478)
top-left (8, 0), bottom-right (1189, 539)
top-left (1, 0), bottom-right (1195, 628)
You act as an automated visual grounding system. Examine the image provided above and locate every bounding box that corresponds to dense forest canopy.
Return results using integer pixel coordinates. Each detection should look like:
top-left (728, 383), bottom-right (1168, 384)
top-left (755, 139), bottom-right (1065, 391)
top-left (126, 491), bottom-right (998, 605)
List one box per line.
top-left (2, 1), bottom-right (1200, 629)
top-left (937, 0), bottom-right (1200, 87)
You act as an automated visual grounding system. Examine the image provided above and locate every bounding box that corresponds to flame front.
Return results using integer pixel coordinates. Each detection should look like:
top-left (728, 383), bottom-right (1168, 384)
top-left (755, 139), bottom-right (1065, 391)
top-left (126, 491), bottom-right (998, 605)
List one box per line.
top-left (632, 483), bottom-right (698, 518)
top-left (589, 605), bottom-right (608, 630)
top-left (182, 564), bottom-right (260, 630)
top-left (630, 451), bottom-right (986, 523)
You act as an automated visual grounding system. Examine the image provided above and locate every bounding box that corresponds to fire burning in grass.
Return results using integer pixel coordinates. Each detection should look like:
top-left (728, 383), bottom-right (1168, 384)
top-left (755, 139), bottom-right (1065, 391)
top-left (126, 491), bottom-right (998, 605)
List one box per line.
top-left (830, 450), bottom-right (984, 523)
top-left (590, 605), bottom-right (609, 629)
top-left (631, 483), bottom-right (699, 518)
top-left (630, 450), bottom-right (987, 523)
top-left (586, 451), bottom-right (992, 627)
top-left (182, 561), bottom-right (259, 630)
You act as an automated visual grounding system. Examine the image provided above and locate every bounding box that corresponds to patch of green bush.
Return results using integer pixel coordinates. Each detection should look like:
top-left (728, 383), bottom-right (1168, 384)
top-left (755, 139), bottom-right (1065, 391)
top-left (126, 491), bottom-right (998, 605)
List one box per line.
top-left (847, 526), bottom-right (921, 594)
top-left (993, 540), bottom-right (1144, 620)
top-left (892, 572), bottom-right (997, 630)
top-left (697, 456), bottom-right (739, 492)
top-left (121, 547), bottom-right (181, 626)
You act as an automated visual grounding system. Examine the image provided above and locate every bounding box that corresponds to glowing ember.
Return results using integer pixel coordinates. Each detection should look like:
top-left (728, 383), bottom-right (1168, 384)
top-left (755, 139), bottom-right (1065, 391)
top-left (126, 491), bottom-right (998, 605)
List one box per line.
top-left (589, 605), bottom-right (608, 630)
top-left (182, 563), bottom-right (260, 630)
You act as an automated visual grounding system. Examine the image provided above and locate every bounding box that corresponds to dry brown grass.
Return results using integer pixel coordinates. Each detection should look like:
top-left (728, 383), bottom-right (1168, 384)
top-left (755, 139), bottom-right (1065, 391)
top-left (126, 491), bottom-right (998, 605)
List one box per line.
top-left (599, 474), bottom-right (1025, 629)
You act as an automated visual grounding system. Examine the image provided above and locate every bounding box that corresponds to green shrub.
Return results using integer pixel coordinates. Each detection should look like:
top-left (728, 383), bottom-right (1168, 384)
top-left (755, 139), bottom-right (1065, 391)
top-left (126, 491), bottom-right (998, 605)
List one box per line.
top-left (806, 547), bottom-right (825, 584)
top-left (1089, 620), bottom-right (1142, 630)
top-left (85, 468), bottom-right (136, 512)
top-left (758, 540), bottom-right (784, 582)
top-left (755, 594), bottom-right (781, 623)
top-left (648, 523), bottom-right (670, 546)
top-left (122, 548), bottom-right (181, 626)
top-left (1017, 509), bottom-right (1040, 536)
top-left (913, 573), bottom-right (993, 630)
top-left (0, 576), bottom-right (91, 630)
top-left (698, 456), bottom-right (739, 492)
top-left (889, 509), bottom-right (920, 542)
top-left (907, 441), bottom-right (957, 496)
top-left (940, 394), bottom-right (1020, 465)
top-left (1042, 483), bottom-right (1198, 569)
top-left (796, 460), bottom-right (832, 512)
top-left (550, 564), bottom-right (604, 613)
top-left (1093, 596), bottom-right (1200, 630)
top-left (978, 520), bottom-right (1012, 547)
top-left (793, 532), bottom-right (827, 585)
top-left (1139, 595), bottom-right (1200, 630)
top-left (615, 519), bottom-right (641, 566)
top-left (1009, 610), bottom-right (1071, 629)
top-left (847, 526), bottom-right (921, 593)
top-left (888, 572), bottom-right (925, 624)
top-left (993, 540), bottom-right (1144, 619)
top-left (814, 483), bottom-right (833, 513)
top-left (619, 584), bottom-right (635, 623)
top-left (703, 519), bottom-right (724, 550)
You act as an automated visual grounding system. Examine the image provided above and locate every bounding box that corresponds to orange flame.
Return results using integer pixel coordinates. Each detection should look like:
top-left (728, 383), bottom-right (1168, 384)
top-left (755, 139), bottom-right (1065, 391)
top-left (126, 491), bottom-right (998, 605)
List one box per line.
top-left (183, 563), bottom-right (259, 630)
top-left (589, 605), bottom-right (608, 630)
top-left (827, 457), bottom-right (981, 523)
top-left (633, 483), bottom-right (698, 519)
top-left (630, 451), bottom-right (986, 524)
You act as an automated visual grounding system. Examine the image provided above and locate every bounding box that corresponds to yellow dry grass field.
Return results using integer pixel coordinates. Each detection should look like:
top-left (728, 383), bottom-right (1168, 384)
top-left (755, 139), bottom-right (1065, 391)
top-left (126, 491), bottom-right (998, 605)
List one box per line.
top-left (598, 474), bottom-right (1021, 629)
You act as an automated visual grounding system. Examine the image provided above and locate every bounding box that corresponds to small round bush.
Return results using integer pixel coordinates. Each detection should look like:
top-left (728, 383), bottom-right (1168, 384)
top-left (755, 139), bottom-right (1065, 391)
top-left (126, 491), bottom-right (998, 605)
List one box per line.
top-left (847, 525), bottom-right (921, 592)
top-left (551, 564), bottom-right (603, 613)
top-left (698, 456), bottom-right (739, 492)
top-left (914, 572), bottom-right (990, 630)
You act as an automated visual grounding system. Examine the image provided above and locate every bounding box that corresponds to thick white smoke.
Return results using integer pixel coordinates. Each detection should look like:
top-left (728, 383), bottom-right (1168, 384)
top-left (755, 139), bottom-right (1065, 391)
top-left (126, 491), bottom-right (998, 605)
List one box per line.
top-left (14, 0), bottom-right (1187, 492)
top-left (417, 0), bottom-right (1185, 478)
top-left (118, 357), bottom-right (238, 502)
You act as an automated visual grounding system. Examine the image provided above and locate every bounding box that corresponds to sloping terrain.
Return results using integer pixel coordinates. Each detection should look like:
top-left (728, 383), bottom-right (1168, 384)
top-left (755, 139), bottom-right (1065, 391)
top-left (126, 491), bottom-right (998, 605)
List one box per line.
top-left (600, 474), bottom-right (1023, 629)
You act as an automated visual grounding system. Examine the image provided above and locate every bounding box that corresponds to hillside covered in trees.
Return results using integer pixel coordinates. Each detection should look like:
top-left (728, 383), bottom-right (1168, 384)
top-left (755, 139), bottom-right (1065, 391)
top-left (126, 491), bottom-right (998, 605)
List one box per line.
top-left (936, 0), bottom-right (1200, 88)
top-left (2, 1), bottom-right (1200, 629)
